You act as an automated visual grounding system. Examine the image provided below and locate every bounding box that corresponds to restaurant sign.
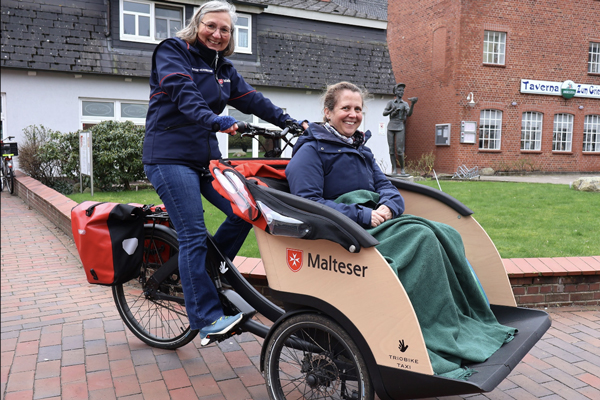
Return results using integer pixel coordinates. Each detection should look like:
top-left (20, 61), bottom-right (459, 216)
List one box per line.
top-left (520, 79), bottom-right (600, 99)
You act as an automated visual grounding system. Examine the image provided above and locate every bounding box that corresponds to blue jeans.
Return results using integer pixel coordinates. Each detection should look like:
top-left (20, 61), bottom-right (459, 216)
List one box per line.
top-left (144, 164), bottom-right (252, 329)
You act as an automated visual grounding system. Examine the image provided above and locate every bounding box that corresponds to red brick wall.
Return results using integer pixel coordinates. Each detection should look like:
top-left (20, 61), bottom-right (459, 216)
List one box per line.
top-left (14, 171), bottom-right (78, 239)
top-left (388, 0), bottom-right (600, 173)
top-left (510, 276), bottom-right (600, 308)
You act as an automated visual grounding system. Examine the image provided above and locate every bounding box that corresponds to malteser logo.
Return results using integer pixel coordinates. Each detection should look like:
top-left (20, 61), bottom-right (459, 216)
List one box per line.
top-left (287, 248), bottom-right (303, 272)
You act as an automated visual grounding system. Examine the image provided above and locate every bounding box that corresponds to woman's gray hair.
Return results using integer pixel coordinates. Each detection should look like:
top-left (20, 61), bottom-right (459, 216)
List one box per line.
top-left (176, 0), bottom-right (237, 57)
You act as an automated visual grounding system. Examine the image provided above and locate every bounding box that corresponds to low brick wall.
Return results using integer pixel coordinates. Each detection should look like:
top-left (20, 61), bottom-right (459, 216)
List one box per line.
top-left (14, 171), bottom-right (77, 239)
top-left (510, 275), bottom-right (600, 308)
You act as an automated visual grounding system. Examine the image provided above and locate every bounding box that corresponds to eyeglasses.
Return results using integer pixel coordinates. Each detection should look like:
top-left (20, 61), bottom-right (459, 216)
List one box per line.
top-left (201, 21), bottom-right (232, 36)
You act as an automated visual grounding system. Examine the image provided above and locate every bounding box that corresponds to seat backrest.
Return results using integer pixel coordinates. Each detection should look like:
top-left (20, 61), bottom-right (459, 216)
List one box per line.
top-left (250, 176), bottom-right (290, 193)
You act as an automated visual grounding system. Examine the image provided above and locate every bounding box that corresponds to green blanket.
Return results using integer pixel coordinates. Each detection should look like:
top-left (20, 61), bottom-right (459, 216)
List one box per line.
top-left (335, 190), bottom-right (517, 380)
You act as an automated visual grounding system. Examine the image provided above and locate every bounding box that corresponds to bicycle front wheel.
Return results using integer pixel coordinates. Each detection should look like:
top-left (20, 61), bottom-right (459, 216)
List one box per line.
top-left (112, 226), bottom-right (197, 349)
top-left (6, 167), bottom-right (14, 194)
top-left (264, 314), bottom-right (374, 400)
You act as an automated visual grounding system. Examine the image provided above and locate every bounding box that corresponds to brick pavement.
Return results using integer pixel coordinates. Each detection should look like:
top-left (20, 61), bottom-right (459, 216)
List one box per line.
top-left (1, 190), bottom-right (599, 400)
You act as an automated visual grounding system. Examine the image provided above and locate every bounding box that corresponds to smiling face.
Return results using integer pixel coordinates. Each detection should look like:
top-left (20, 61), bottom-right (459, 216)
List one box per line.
top-left (324, 89), bottom-right (363, 137)
top-left (197, 11), bottom-right (231, 52)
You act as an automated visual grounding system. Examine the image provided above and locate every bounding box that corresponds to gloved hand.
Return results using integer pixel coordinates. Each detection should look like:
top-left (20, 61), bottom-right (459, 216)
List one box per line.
top-left (288, 119), bottom-right (308, 132)
top-left (213, 115), bottom-right (237, 131)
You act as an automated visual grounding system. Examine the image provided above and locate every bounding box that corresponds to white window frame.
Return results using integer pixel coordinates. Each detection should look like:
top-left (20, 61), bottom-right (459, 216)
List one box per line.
top-left (589, 42), bottom-right (600, 74)
top-left (120, 0), bottom-right (184, 44)
top-left (80, 99), bottom-right (148, 129)
top-left (483, 30), bottom-right (506, 65)
top-left (479, 109), bottom-right (502, 150)
top-left (0, 93), bottom-right (6, 141)
top-left (552, 114), bottom-right (573, 152)
top-left (234, 13), bottom-right (252, 54)
top-left (521, 112), bottom-right (543, 151)
top-left (583, 114), bottom-right (600, 153)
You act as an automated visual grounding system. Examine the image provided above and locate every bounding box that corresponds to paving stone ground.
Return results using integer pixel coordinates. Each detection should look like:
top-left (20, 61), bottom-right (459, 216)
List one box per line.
top-left (1, 190), bottom-right (599, 400)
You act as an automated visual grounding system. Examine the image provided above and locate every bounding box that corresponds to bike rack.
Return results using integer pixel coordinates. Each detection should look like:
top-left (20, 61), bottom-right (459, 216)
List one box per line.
top-left (452, 164), bottom-right (480, 180)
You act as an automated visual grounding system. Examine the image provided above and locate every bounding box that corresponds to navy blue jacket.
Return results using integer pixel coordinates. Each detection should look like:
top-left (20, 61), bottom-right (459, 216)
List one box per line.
top-left (286, 123), bottom-right (405, 228)
top-left (143, 38), bottom-right (291, 169)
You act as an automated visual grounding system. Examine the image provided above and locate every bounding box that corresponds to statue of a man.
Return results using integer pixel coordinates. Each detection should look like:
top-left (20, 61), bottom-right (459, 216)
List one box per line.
top-left (383, 83), bottom-right (418, 175)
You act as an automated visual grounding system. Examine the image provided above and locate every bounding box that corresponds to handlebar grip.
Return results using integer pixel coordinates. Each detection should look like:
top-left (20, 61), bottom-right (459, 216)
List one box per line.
top-left (236, 121), bottom-right (249, 133)
top-left (212, 123), bottom-right (221, 132)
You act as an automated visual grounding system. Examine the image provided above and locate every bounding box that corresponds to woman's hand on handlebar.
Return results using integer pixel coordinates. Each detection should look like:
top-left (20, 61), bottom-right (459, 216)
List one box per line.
top-left (221, 123), bottom-right (238, 135)
top-left (213, 115), bottom-right (238, 135)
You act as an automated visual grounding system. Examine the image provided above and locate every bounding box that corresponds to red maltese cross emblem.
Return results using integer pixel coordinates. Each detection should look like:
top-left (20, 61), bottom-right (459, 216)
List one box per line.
top-left (286, 248), bottom-right (303, 272)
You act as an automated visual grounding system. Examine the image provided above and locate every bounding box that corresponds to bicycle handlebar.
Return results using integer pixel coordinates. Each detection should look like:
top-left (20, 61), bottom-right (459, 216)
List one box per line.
top-left (236, 121), bottom-right (304, 139)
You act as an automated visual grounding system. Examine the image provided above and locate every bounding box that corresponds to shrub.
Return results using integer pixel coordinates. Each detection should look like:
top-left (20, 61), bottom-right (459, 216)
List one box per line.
top-left (494, 157), bottom-right (539, 173)
top-left (18, 122), bottom-right (145, 193)
top-left (88, 121), bottom-right (145, 191)
top-left (18, 125), bottom-right (59, 186)
top-left (229, 133), bottom-right (252, 152)
top-left (406, 152), bottom-right (435, 177)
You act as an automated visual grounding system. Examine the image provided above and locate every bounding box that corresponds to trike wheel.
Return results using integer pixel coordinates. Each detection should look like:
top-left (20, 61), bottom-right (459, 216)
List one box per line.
top-left (6, 168), bottom-right (14, 194)
top-left (264, 313), bottom-right (373, 400)
top-left (112, 227), bottom-right (197, 349)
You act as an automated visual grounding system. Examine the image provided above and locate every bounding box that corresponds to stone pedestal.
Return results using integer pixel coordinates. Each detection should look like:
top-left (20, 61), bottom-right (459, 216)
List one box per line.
top-left (387, 174), bottom-right (414, 182)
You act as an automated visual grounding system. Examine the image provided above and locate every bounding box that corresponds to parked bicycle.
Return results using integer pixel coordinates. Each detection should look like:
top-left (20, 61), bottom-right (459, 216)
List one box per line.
top-left (1, 136), bottom-right (18, 194)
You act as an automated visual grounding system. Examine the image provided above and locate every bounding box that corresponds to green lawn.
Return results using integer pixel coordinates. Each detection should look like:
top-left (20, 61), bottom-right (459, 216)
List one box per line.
top-left (417, 180), bottom-right (599, 259)
top-left (68, 181), bottom-right (599, 259)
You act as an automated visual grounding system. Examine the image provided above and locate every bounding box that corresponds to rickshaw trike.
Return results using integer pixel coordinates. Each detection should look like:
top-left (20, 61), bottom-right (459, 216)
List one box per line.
top-left (111, 123), bottom-right (551, 400)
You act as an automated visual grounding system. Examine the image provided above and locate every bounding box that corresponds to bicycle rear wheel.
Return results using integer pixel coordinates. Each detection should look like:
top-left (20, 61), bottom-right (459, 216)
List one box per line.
top-left (112, 226), bottom-right (197, 349)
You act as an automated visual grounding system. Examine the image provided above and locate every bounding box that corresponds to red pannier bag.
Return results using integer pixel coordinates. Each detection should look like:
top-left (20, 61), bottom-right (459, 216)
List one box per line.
top-left (71, 201), bottom-right (145, 285)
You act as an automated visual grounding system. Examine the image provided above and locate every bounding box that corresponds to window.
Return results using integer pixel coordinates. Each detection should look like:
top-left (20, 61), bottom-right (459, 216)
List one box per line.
top-left (80, 99), bottom-right (148, 129)
top-left (0, 93), bottom-right (6, 140)
top-left (120, 0), bottom-right (183, 43)
top-left (483, 31), bottom-right (506, 65)
top-left (479, 109), bottom-right (502, 150)
top-left (583, 114), bottom-right (600, 152)
top-left (521, 112), bottom-right (542, 150)
top-left (234, 13), bottom-right (252, 54)
top-left (590, 42), bottom-right (600, 74)
top-left (552, 114), bottom-right (573, 152)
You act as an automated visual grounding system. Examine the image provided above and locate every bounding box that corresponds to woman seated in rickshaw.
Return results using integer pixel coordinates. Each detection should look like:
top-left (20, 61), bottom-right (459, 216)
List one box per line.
top-left (285, 81), bottom-right (517, 380)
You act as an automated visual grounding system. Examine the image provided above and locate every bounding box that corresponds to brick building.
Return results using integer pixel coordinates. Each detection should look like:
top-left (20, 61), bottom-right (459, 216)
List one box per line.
top-left (387, 0), bottom-right (600, 174)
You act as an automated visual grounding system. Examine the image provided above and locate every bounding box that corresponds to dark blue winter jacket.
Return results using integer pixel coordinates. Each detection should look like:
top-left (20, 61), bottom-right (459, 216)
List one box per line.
top-left (286, 123), bottom-right (405, 228)
top-left (143, 37), bottom-right (291, 169)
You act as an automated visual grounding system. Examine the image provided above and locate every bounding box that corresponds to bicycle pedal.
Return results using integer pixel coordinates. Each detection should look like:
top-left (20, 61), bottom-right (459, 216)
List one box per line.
top-left (200, 330), bottom-right (238, 346)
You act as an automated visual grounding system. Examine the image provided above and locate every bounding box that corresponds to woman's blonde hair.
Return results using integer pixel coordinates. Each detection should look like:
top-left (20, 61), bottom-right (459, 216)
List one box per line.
top-left (176, 0), bottom-right (237, 57)
top-left (322, 82), bottom-right (369, 123)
